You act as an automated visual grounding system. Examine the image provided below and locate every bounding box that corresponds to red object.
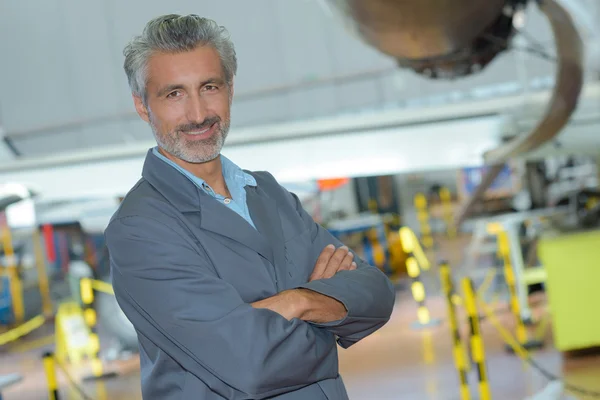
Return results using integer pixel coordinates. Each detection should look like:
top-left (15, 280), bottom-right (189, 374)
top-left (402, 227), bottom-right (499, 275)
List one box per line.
top-left (317, 178), bottom-right (350, 192)
top-left (42, 224), bottom-right (56, 263)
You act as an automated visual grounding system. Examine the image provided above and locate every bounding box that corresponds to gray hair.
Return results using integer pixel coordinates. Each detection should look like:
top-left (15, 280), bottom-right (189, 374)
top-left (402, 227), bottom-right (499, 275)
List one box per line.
top-left (123, 14), bottom-right (237, 103)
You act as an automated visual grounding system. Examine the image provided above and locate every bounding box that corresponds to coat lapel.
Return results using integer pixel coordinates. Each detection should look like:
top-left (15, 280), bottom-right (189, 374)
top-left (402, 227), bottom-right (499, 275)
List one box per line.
top-left (142, 149), bottom-right (275, 265)
top-left (245, 185), bottom-right (286, 276)
top-left (197, 192), bottom-right (274, 266)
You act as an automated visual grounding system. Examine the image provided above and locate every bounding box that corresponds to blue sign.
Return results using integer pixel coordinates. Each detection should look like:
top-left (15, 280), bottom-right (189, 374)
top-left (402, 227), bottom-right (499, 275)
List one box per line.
top-left (461, 165), bottom-right (514, 195)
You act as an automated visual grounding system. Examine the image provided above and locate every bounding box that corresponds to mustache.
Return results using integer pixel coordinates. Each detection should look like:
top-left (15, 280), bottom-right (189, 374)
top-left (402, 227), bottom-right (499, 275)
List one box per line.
top-left (177, 117), bottom-right (220, 133)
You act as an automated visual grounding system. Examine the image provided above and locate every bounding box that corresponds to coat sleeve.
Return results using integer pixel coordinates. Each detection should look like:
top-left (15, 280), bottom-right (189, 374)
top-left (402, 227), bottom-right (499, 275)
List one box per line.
top-left (105, 214), bottom-right (339, 400)
top-left (283, 189), bottom-right (397, 349)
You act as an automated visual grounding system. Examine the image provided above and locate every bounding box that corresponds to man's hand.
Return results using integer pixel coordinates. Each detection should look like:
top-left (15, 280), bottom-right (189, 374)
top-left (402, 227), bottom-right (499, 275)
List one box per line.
top-left (250, 290), bottom-right (304, 321)
top-left (251, 289), bottom-right (347, 323)
top-left (309, 244), bottom-right (357, 282)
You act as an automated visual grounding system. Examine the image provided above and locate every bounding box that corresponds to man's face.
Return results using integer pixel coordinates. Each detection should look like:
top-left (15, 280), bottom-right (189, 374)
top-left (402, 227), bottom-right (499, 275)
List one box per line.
top-left (134, 45), bottom-right (233, 163)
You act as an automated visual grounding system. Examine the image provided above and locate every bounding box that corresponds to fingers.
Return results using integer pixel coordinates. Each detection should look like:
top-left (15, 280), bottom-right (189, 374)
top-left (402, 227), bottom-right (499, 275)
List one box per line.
top-left (321, 246), bottom-right (353, 279)
top-left (309, 244), bottom-right (359, 282)
top-left (309, 244), bottom-right (335, 281)
top-left (336, 251), bottom-right (355, 272)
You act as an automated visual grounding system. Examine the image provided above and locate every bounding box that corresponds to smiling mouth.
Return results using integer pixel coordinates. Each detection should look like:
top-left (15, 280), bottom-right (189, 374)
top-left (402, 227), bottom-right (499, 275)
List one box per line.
top-left (182, 122), bottom-right (217, 139)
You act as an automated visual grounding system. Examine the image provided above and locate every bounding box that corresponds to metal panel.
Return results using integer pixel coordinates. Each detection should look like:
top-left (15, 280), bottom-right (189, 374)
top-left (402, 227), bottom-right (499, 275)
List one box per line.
top-left (0, 0), bottom-right (76, 132)
top-left (273, 1), bottom-right (335, 82)
top-left (230, 94), bottom-right (292, 127)
top-left (287, 85), bottom-right (338, 120)
top-left (334, 78), bottom-right (383, 112)
top-left (57, 0), bottom-right (121, 119)
top-left (10, 122), bottom-right (132, 156)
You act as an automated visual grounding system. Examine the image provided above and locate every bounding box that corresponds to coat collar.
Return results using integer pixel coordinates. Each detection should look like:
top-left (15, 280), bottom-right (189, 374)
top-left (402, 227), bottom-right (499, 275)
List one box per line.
top-left (141, 149), bottom-right (284, 268)
top-left (142, 148), bottom-right (201, 213)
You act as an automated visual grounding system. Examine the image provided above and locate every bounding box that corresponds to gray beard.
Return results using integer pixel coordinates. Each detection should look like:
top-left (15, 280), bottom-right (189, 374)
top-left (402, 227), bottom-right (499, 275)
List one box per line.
top-left (150, 116), bottom-right (230, 164)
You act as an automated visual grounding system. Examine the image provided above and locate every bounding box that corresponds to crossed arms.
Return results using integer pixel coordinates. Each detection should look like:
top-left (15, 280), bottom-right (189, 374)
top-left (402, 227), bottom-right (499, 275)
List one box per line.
top-left (105, 193), bottom-right (395, 399)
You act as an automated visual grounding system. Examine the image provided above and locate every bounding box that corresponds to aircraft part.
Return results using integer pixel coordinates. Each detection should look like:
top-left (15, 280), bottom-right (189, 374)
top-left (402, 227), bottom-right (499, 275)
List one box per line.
top-left (322, 0), bottom-right (584, 224)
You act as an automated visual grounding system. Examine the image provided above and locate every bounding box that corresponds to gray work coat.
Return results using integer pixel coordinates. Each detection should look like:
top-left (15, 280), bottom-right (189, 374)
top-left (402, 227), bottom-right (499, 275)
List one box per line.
top-left (105, 149), bottom-right (396, 399)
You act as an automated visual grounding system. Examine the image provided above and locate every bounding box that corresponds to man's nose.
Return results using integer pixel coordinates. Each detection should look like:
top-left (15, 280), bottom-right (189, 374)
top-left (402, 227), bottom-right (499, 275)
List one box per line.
top-left (186, 94), bottom-right (208, 122)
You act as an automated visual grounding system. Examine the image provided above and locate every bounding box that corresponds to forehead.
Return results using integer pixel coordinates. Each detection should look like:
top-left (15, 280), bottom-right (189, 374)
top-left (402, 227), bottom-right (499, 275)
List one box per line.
top-left (146, 45), bottom-right (224, 89)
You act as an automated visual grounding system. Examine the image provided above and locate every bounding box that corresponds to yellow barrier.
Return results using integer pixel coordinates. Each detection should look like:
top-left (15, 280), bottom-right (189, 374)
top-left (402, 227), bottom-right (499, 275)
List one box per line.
top-left (399, 227), bottom-right (440, 329)
top-left (42, 351), bottom-right (61, 400)
top-left (497, 231), bottom-right (544, 351)
top-left (89, 279), bottom-right (114, 296)
top-left (439, 187), bottom-right (457, 239)
top-left (32, 228), bottom-right (53, 316)
top-left (414, 193), bottom-right (434, 249)
top-left (79, 278), bottom-right (118, 381)
top-left (0, 315), bottom-right (46, 346)
top-left (462, 277), bottom-right (492, 400)
top-left (1, 213), bottom-right (24, 324)
top-left (440, 263), bottom-right (470, 400)
top-left (441, 261), bottom-right (600, 399)
top-left (476, 269), bottom-right (497, 300)
top-left (399, 227), bottom-right (430, 271)
top-left (80, 278), bottom-right (104, 379)
top-left (55, 301), bottom-right (96, 366)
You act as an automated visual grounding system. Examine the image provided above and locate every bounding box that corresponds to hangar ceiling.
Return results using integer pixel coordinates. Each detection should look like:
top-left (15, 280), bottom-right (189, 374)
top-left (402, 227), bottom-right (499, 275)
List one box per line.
top-left (0, 0), bottom-right (598, 160)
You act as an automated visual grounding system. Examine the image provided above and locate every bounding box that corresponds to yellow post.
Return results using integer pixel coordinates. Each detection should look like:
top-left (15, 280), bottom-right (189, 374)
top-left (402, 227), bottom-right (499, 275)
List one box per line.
top-left (42, 351), bottom-right (61, 400)
top-left (32, 228), bottom-right (53, 316)
top-left (368, 198), bottom-right (378, 214)
top-left (440, 263), bottom-right (471, 400)
top-left (400, 227), bottom-right (440, 329)
top-left (367, 229), bottom-right (387, 271)
top-left (1, 212), bottom-right (24, 324)
top-left (80, 278), bottom-right (103, 378)
top-left (497, 232), bottom-right (543, 351)
top-left (462, 277), bottom-right (492, 400)
top-left (414, 193), bottom-right (433, 249)
top-left (400, 227), bottom-right (430, 271)
top-left (497, 232), bottom-right (526, 343)
top-left (439, 187), bottom-right (457, 239)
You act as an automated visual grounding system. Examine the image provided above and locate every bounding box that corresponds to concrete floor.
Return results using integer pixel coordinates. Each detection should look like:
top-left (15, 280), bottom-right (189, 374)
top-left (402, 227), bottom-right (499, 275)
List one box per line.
top-left (1, 291), bottom-right (599, 400)
top-left (1, 236), bottom-right (599, 399)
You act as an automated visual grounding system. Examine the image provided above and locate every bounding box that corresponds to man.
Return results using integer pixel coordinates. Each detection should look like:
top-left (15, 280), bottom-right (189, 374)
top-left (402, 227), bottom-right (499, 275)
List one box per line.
top-left (105, 14), bottom-right (396, 400)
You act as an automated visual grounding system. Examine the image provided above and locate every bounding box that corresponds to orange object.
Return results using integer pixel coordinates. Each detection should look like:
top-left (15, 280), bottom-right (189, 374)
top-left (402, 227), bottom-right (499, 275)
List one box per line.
top-left (317, 178), bottom-right (349, 192)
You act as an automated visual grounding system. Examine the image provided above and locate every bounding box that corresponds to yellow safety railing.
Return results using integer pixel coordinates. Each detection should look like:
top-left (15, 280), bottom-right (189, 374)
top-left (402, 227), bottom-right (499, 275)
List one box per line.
top-left (462, 277), bottom-right (492, 400)
top-left (79, 278), bottom-right (118, 381)
top-left (441, 260), bottom-right (600, 399)
top-left (439, 187), bottom-right (457, 239)
top-left (399, 227), bottom-right (439, 328)
top-left (0, 314), bottom-right (46, 346)
top-left (43, 351), bottom-right (61, 400)
top-left (439, 263), bottom-right (470, 400)
top-left (414, 193), bottom-right (434, 249)
top-left (43, 350), bottom-right (98, 400)
top-left (496, 229), bottom-right (544, 351)
top-left (32, 228), bottom-right (54, 316)
top-left (1, 213), bottom-right (24, 324)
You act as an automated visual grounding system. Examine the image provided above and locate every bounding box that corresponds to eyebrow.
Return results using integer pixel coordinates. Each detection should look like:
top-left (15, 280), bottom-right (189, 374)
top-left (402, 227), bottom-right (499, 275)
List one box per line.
top-left (156, 78), bottom-right (226, 97)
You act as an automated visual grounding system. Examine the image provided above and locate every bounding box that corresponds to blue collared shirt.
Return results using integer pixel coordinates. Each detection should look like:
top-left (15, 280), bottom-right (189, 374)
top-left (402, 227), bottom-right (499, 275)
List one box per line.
top-left (152, 147), bottom-right (257, 229)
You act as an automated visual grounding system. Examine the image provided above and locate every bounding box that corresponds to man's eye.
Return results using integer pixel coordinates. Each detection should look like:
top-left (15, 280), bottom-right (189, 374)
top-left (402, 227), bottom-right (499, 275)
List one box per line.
top-left (204, 85), bottom-right (218, 91)
top-left (167, 91), bottom-right (181, 98)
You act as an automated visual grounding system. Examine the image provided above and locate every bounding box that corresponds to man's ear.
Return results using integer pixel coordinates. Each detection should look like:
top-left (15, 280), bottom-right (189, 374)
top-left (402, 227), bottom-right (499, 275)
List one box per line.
top-left (133, 95), bottom-right (150, 123)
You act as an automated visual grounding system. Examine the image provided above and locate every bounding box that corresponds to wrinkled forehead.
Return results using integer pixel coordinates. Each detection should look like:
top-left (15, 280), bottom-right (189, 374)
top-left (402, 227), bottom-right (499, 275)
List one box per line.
top-left (145, 45), bottom-right (225, 92)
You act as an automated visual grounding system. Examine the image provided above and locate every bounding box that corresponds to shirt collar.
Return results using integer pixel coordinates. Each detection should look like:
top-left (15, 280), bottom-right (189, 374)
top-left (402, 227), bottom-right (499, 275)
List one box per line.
top-left (151, 146), bottom-right (256, 188)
